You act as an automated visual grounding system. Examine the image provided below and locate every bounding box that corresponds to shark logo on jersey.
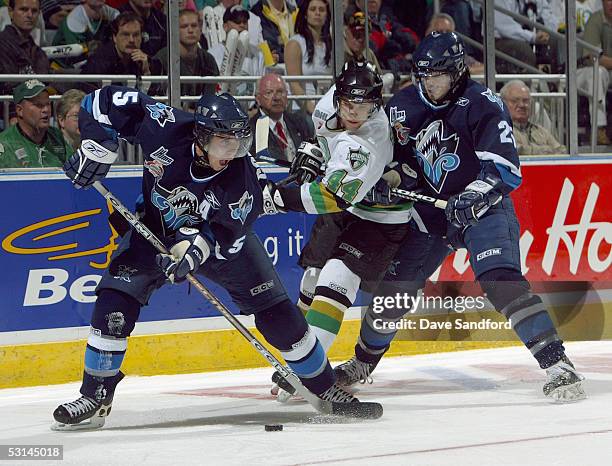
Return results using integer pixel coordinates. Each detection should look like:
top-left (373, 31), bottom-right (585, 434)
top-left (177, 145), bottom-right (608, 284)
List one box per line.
top-left (348, 147), bottom-right (369, 171)
top-left (481, 89), bottom-right (504, 111)
top-left (151, 184), bottom-right (202, 230)
top-left (414, 120), bottom-right (460, 193)
top-left (229, 191), bottom-right (253, 224)
top-left (146, 102), bottom-right (176, 127)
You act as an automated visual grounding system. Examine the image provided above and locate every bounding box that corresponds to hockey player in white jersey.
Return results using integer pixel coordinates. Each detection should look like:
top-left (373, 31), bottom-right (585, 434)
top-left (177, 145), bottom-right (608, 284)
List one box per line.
top-left (263, 61), bottom-right (414, 400)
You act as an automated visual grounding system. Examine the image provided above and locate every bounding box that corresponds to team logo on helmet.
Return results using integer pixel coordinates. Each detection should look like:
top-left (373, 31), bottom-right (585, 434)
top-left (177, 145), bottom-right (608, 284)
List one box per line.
top-left (146, 102), bottom-right (176, 127)
top-left (347, 147), bottom-right (369, 171)
top-left (229, 191), bottom-right (253, 225)
top-left (414, 120), bottom-right (460, 193)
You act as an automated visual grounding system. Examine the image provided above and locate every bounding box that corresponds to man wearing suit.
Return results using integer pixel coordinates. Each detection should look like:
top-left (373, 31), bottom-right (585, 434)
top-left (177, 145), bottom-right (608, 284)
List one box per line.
top-left (250, 73), bottom-right (314, 162)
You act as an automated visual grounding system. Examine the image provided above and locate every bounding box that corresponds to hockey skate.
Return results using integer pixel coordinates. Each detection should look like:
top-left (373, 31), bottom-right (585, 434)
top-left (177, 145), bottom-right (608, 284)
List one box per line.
top-left (52, 372), bottom-right (124, 431)
top-left (334, 356), bottom-right (377, 387)
top-left (51, 395), bottom-right (113, 431)
top-left (543, 355), bottom-right (586, 403)
top-left (271, 371), bottom-right (304, 403)
top-left (271, 372), bottom-right (359, 404)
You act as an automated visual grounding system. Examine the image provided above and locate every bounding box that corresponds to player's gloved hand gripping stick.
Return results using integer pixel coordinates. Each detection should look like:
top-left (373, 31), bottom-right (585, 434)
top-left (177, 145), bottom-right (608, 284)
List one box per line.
top-left (92, 181), bottom-right (382, 420)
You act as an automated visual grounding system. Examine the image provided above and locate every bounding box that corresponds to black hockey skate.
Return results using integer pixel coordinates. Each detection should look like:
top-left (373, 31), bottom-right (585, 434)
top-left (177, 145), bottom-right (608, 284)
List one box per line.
top-left (543, 355), bottom-right (586, 402)
top-left (334, 356), bottom-right (377, 387)
top-left (271, 371), bottom-right (383, 419)
top-left (51, 372), bottom-right (124, 431)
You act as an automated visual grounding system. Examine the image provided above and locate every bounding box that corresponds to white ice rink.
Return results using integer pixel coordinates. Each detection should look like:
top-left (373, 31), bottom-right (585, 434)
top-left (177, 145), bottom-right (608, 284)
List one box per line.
top-left (1, 341), bottom-right (611, 466)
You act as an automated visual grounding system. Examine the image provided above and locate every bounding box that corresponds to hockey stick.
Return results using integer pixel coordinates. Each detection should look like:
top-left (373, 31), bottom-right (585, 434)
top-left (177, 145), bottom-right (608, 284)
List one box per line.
top-left (92, 181), bottom-right (381, 419)
top-left (390, 188), bottom-right (447, 210)
top-left (255, 117), bottom-right (298, 185)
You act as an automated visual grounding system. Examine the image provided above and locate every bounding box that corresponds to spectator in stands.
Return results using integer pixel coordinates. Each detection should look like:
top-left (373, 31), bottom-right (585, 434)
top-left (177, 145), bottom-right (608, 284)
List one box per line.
top-left (40, 0), bottom-right (79, 29)
top-left (284, 0), bottom-right (331, 115)
top-left (118, 0), bottom-right (166, 56)
top-left (577, 0), bottom-right (611, 145)
top-left (501, 79), bottom-right (566, 155)
top-left (80, 11), bottom-right (162, 93)
top-left (250, 72), bottom-right (313, 162)
top-left (155, 9), bottom-right (219, 103)
top-left (425, 12), bottom-right (484, 74)
top-left (382, 0), bottom-right (429, 39)
top-left (251, 0), bottom-right (297, 63)
top-left (207, 0), bottom-right (264, 58)
top-left (52, 0), bottom-right (119, 67)
top-left (0, 79), bottom-right (72, 168)
top-left (351, 0), bottom-right (417, 73)
top-left (0, 0), bottom-right (46, 45)
top-left (56, 88), bottom-right (84, 152)
top-left (494, 0), bottom-right (550, 73)
top-left (344, 10), bottom-right (382, 71)
top-left (0, 0), bottom-right (50, 94)
top-left (441, 1), bottom-right (480, 56)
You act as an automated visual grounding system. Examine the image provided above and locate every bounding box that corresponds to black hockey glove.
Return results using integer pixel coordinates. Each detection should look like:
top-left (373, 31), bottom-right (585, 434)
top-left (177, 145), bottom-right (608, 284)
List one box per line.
top-left (445, 180), bottom-right (503, 228)
top-left (261, 181), bottom-right (287, 215)
top-left (290, 141), bottom-right (325, 184)
top-left (63, 139), bottom-right (119, 189)
top-left (156, 227), bottom-right (211, 283)
top-left (363, 162), bottom-right (419, 205)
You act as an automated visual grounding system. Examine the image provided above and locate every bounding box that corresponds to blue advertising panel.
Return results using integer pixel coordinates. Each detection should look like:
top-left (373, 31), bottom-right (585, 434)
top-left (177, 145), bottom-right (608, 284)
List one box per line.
top-left (0, 171), bottom-right (315, 332)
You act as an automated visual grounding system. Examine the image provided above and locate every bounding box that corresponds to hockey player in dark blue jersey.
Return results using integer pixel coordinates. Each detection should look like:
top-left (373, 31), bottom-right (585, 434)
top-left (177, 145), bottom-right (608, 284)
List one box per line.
top-left (334, 32), bottom-right (586, 402)
top-left (51, 87), bottom-right (369, 430)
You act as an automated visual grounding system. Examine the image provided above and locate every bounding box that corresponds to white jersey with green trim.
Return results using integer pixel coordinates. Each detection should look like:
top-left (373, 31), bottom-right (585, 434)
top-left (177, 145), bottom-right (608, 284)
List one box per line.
top-left (310, 86), bottom-right (412, 224)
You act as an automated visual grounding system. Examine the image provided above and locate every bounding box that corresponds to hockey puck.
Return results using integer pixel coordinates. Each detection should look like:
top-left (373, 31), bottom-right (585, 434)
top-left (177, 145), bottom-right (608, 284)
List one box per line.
top-left (265, 424), bottom-right (283, 432)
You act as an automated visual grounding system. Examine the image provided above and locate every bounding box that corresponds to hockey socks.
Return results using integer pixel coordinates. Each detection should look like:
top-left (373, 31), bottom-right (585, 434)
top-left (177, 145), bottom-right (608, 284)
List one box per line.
top-left (255, 300), bottom-right (333, 395)
top-left (501, 293), bottom-right (566, 369)
top-left (305, 259), bottom-right (360, 352)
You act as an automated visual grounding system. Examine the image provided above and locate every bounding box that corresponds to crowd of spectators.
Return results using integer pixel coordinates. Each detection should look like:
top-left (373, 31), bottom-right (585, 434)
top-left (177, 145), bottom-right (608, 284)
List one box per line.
top-left (0, 0), bottom-right (611, 168)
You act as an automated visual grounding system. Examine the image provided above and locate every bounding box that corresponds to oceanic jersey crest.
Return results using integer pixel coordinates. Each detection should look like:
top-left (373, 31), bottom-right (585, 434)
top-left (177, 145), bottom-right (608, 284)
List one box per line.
top-left (414, 120), bottom-right (460, 193)
top-left (229, 191), bottom-right (253, 225)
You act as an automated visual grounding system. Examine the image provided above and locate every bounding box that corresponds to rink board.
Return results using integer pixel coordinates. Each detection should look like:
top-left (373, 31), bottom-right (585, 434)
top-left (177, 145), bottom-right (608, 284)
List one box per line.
top-left (1, 158), bottom-right (611, 388)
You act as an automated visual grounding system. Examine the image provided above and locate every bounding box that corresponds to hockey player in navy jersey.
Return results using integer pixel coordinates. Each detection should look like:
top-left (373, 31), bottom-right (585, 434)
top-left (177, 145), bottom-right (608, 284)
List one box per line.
top-left (51, 87), bottom-right (369, 430)
top-left (334, 32), bottom-right (586, 402)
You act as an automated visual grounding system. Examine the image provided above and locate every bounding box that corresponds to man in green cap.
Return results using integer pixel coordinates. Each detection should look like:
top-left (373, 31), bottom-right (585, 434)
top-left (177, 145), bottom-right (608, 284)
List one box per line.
top-left (0, 79), bottom-right (72, 168)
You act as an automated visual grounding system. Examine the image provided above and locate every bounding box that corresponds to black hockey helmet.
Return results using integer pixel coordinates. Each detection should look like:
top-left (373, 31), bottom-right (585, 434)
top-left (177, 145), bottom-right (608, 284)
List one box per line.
top-left (193, 93), bottom-right (252, 165)
top-left (412, 31), bottom-right (468, 108)
top-left (333, 61), bottom-right (383, 115)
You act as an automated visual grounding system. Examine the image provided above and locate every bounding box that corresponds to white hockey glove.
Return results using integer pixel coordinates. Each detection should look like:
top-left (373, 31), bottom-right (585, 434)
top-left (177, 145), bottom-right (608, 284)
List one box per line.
top-left (63, 139), bottom-right (119, 189)
top-left (289, 141), bottom-right (325, 184)
top-left (261, 181), bottom-right (287, 215)
top-left (445, 179), bottom-right (503, 228)
top-left (156, 227), bottom-right (211, 283)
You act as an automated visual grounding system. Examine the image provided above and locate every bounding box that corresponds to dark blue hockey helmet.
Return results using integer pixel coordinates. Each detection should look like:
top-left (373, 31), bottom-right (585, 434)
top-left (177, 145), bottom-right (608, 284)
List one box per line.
top-left (412, 31), bottom-right (468, 108)
top-left (194, 93), bottom-right (252, 165)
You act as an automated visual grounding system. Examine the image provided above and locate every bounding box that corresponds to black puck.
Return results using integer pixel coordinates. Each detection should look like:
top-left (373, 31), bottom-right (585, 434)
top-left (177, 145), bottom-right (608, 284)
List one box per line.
top-left (265, 424), bottom-right (283, 432)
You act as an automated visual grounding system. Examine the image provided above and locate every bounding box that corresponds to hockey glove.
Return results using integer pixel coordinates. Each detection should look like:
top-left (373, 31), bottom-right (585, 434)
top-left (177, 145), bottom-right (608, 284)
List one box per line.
top-left (363, 162), bottom-right (418, 205)
top-left (445, 180), bottom-right (503, 228)
top-left (261, 181), bottom-right (287, 215)
top-left (63, 139), bottom-right (119, 189)
top-left (156, 227), bottom-right (211, 283)
top-left (290, 141), bottom-right (325, 184)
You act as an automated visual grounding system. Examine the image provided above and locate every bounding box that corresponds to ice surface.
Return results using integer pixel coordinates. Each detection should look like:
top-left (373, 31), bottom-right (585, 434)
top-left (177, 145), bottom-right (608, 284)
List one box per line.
top-left (1, 342), bottom-right (610, 466)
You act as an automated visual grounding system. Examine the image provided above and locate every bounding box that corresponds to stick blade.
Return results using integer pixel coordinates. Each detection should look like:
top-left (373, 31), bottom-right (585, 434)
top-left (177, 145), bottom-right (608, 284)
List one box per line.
top-left (331, 401), bottom-right (384, 420)
top-left (255, 116), bottom-right (270, 153)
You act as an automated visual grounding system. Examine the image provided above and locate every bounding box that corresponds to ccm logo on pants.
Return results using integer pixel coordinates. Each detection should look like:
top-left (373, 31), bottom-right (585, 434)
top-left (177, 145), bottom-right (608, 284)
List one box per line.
top-left (476, 248), bottom-right (502, 261)
top-left (250, 280), bottom-right (275, 296)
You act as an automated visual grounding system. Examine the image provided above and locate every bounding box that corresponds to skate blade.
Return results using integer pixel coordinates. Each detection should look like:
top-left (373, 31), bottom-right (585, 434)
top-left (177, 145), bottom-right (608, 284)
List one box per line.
top-left (51, 416), bottom-right (106, 431)
top-left (547, 381), bottom-right (587, 403)
top-left (331, 401), bottom-right (383, 420)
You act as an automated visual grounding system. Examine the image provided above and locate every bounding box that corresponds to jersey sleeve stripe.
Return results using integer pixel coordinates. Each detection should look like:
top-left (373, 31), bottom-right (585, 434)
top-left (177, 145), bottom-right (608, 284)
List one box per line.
top-left (496, 164), bottom-right (523, 189)
top-left (92, 89), bottom-right (112, 126)
top-left (301, 183), bottom-right (342, 214)
top-left (475, 150), bottom-right (522, 178)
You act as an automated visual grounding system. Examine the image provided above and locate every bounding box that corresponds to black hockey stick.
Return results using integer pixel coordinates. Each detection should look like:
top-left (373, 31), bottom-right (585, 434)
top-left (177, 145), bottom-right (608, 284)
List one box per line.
top-left (92, 181), bottom-right (382, 420)
top-left (390, 188), bottom-right (448, 210)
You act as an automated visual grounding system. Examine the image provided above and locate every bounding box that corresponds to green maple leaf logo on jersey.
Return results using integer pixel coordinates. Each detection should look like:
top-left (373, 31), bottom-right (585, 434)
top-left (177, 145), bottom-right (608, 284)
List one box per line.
top-left (348, 147), bottom-right (369, 171)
